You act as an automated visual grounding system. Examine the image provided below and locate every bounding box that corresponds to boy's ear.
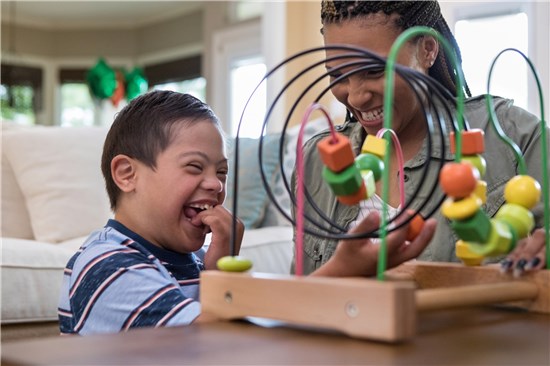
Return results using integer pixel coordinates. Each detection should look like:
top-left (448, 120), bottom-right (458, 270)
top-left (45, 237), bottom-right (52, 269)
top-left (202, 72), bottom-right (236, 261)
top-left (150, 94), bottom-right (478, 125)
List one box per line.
top-left (111, 154), bottom-right (137, 192)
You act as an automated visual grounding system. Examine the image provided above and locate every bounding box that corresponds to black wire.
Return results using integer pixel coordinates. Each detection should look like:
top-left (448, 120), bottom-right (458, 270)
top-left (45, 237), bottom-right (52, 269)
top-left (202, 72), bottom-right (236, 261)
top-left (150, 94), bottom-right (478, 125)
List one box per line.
top-left (235, 44), bottom-right (464, 246)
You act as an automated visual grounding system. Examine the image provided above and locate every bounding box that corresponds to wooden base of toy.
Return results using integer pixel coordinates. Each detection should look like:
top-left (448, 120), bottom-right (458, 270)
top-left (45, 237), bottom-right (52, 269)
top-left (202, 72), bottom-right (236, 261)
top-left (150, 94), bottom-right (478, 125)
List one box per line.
top-left (200, 261), bottom-right (549, 342)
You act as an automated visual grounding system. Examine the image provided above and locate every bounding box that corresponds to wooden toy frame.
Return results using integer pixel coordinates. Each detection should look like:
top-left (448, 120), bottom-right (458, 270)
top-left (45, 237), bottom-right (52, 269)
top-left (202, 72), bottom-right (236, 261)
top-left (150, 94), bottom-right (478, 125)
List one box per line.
top-left (201, 262), bottom-right (549, 342)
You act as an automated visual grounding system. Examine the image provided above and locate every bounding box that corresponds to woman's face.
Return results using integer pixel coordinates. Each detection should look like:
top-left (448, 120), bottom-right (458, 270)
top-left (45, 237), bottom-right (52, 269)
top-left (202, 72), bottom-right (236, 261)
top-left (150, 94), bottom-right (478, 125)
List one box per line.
top-left (323, 14), bottom-right (435, 137)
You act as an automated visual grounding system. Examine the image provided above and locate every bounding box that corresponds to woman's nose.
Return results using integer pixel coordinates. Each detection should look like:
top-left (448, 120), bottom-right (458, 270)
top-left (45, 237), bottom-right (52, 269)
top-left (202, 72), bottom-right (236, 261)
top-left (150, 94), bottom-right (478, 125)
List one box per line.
top-left (347, 76), bottom-right (374, 111)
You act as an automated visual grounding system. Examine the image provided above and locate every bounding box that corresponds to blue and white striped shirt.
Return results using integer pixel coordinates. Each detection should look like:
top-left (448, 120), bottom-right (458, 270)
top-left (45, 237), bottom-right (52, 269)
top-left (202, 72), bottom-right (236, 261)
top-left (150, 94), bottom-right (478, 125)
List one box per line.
top-left (58, 219), bottom-right (202, 335)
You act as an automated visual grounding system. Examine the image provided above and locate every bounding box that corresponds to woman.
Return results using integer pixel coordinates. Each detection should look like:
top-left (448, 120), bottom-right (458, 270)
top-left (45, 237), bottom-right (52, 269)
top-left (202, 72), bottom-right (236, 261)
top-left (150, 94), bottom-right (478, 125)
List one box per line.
top-left (292, 0), bottom-right (547, 275)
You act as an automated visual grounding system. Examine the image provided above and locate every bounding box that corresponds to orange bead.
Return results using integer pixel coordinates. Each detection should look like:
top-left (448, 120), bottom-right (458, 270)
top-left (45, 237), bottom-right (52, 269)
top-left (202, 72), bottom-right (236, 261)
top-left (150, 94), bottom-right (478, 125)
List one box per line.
top-left (504, 175), bottom-right (541, 209)
top-left (317, 133), bottom-right (355, 172)
top-left (450, 129), bottom-right (485, 155)
top-left (406, 212), bottom-right (425, 241)
top-left (337, 182), bottom-right (367, 205)
top-left (439, 162), bottom-right (480, 198)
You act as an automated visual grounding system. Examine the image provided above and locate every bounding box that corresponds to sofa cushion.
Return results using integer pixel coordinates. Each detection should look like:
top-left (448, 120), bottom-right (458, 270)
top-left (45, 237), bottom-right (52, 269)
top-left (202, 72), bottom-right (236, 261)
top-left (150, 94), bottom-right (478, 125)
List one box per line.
top-left (1, 238), bottom-right (79, 323)
top-left (224, 134), bottom-right (281, 229)
top-left (2, 126), bottom-right (112, 243)
top-left (1, 122), bottom-right (34, 239)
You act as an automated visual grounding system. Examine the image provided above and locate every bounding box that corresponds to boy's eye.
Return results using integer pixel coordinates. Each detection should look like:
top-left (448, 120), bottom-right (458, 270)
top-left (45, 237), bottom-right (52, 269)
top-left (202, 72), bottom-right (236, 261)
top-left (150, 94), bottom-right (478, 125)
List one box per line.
top-left (365, 68), bottom-right (384, 78)
top-left (187, 163), bottom-right (203, 172)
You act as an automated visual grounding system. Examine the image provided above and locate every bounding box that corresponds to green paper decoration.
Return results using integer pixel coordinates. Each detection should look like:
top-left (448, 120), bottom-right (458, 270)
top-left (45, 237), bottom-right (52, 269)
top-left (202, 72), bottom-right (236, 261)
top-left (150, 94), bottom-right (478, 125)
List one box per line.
top-left (125, 67), bottom-right (148, 101)
top-left (86, 58), bottom-right (117, 99)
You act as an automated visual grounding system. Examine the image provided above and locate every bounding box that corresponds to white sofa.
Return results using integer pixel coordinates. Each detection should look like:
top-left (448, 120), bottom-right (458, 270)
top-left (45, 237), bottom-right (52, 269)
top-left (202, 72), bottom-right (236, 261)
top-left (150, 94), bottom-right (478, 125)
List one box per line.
top-left (1, 121), bottom-right (314, 340)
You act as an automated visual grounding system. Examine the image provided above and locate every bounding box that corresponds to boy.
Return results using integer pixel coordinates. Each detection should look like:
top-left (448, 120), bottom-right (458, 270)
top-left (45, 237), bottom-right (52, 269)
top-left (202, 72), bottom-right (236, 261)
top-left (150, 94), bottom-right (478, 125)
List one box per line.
top-left (58, 91), bottom-right (244, 335)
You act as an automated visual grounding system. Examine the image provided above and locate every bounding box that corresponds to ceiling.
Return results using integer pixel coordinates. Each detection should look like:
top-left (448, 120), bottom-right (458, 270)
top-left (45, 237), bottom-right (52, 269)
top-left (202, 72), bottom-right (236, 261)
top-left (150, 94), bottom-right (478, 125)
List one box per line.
top-left (1, 1), bottom-right (205, 30)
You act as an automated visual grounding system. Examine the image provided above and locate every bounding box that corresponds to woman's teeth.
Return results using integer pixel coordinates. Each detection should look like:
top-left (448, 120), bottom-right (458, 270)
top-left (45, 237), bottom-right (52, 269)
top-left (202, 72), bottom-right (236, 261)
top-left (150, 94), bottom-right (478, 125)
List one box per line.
top-left (189, 203), bottom-right (214, 210)
top-left (361, 108), bottom-right (383, 122)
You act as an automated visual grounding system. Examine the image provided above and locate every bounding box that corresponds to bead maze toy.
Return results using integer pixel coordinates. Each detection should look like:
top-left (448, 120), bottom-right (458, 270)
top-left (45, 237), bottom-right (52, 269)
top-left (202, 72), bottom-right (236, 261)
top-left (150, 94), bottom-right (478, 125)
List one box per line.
top-left (202, 27), bottom-right (550, 342)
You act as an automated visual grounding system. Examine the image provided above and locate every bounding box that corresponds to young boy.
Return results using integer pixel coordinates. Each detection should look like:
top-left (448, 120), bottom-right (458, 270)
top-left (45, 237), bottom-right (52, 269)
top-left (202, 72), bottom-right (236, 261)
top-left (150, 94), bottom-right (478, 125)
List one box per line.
top-left (58, 90), bottom-right (244, 335)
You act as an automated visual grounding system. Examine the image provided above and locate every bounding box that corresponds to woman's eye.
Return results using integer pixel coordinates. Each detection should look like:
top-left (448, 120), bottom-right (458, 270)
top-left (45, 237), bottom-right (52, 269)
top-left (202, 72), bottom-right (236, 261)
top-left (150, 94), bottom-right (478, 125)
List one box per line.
top-left (367, 68), bottom-right (384, 78)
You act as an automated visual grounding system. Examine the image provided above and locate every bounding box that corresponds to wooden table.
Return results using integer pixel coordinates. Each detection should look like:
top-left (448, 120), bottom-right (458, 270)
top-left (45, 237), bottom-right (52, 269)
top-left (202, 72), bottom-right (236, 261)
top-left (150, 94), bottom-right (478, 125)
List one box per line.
top-left (2, 307), bottom-right (549, 365)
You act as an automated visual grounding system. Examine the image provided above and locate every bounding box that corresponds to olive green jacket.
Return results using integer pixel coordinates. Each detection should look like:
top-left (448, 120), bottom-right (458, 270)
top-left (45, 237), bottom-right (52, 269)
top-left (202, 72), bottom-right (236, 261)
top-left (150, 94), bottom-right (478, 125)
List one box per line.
top-left (291, 96), bottom-right (548, 275)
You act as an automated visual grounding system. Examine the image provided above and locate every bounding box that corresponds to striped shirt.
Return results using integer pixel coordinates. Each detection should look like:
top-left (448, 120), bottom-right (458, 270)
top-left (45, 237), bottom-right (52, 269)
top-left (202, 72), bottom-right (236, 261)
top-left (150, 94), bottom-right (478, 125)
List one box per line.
top-left (58, 219), bottom-right (202, 335)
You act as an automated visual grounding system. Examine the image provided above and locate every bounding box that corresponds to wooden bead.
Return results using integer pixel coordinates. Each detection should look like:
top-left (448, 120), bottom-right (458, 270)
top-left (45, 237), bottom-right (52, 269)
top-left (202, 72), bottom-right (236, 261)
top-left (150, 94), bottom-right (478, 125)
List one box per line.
top-left (406, 212), bottom-right (425, 241)
top-left (467, 219), bottom-right (515, 257)
top-left (355, 153), bottom-right (384, 181)
top-left (495, 203), bottom-right (535, 239)
top-left (361, 169), bottom-right (376, 199)
top-left (462, 154), bottom-right (486, 178)
top-left (337, 182), bottom-right (367, 205)
top-left (322, 164), bottom-right (362, 196)
top-left (217, 256), bottom-right (253, 272)
top-left (317, 133), bottom-right (355, 172)
top-left (450, 129), bottom-right (485, 155)
top-left (473, 180), bottom-right (487, 204)
top-left (451, 208), bottom-right (492, 243)
top-left (504, 175), bottom-right (541, 209)
top-left (361, 135), bottom-right (387, 158)
top-left (455, 240), bottom-right (484, 266)
top-left (441, 195), bottom-right (482, 220)
top-left (439, 162), bottom-right (479, 198)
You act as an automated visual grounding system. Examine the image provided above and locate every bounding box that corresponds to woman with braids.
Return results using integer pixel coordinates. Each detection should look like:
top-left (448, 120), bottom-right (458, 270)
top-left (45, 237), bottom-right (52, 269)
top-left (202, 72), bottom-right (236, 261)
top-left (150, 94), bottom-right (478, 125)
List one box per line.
top-left (292, 0), bottom-right (548, 276)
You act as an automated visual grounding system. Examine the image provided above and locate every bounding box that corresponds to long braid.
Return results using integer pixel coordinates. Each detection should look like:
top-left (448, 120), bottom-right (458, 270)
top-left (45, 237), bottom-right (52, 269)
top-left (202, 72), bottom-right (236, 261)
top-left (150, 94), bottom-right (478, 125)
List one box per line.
top-left (321, 0), bottom-right (472, 97)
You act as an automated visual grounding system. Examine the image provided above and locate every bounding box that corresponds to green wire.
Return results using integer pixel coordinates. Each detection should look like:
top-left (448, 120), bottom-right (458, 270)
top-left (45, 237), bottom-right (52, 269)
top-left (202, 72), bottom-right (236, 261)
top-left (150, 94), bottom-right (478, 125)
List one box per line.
top-left (377, 26), bottom-right (466, 280)
top-left (486, 48), bottom-right (549, 269)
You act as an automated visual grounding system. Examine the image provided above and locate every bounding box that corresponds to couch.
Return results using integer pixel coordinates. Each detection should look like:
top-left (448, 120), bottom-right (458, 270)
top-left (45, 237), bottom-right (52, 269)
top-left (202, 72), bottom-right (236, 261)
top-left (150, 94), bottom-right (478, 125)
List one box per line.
top-left (1, 119), bottom-right (328, 341)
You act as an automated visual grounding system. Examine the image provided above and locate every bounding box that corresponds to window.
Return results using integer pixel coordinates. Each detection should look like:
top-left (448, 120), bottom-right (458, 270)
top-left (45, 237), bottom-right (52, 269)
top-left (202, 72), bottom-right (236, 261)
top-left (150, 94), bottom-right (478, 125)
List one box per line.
top-left (146, 55), bottom-right (206, 101)
top-left (60, 83), bottom-right (94, 127)
top-left (153, 77), bottom-right (206, 102)
top-left (0, 63), bottom-right (42, 125)
top-left (455, 12), bottom-right (529, 110)
top-left (230, 57), bottom-right (266, 138)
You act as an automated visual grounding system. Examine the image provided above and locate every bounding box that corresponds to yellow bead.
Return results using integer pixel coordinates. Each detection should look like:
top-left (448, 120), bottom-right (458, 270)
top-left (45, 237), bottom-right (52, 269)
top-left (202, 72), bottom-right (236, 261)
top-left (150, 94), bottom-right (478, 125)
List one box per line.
top-left (504, 175), bottom-right (541, 209)
top-left (361, 135), bottom-right (387, 158)
top-left (468, 219), bottom-right (514, 257)
top-left (473, 180), bottom-right (487, 204)
top-left (217, 256), bottom-right (253, 272)
top-left (495, 203), bottom-right (534, 239)
top-left (455, 240), bottom-right (484, 266)
top-left (462, 155), bottom-right (487, 178)
top-left (441, 195), bottom-right (482, 220)
top-left (360, 169), bottom-right (376, 199)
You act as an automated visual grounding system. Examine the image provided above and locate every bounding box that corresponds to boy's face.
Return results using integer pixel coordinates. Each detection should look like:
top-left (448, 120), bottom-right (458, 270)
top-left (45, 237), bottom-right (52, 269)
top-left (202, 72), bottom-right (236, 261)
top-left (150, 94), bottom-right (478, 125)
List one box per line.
top-left (123, 119), bottom-right (228, 254)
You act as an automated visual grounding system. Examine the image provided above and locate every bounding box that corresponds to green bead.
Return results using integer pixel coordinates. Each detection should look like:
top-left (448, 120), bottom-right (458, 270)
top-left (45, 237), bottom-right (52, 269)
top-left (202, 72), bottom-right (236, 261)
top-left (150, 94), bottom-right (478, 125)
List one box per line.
top-left (355, 153), bottom-right (384, 181)
top-left (451, 208), bottom-right (491, 243)
top-left (322, 164), bottom-right (363, 196)
top-left (216, 256), bottom-right (253, 272)
top-left (495, 203), bottom-right (534, 239)
top-left (468, 219), bottom-right (514, 257)
top-left (462, 155), bottom-right (487, 178)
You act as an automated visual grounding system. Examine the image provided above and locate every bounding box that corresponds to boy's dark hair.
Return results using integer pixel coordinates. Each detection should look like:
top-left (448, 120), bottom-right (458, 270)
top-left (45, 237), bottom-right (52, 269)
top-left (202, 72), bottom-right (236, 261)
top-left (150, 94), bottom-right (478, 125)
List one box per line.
top-left (101, 90), bottom-right (220, 210)
top-left (321, 0), bottom-right (472, 98)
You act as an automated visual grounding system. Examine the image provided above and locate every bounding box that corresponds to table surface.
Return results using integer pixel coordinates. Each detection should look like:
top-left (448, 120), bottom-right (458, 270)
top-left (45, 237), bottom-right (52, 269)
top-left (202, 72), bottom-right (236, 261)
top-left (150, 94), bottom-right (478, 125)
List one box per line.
top-left (2, 307), bottom-right (549, 365)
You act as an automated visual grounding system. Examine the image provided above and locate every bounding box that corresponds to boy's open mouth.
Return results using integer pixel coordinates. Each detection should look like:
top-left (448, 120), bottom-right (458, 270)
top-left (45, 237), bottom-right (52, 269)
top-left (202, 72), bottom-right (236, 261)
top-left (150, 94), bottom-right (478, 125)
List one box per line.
top-left (184, 203), bottom-right (214, 222)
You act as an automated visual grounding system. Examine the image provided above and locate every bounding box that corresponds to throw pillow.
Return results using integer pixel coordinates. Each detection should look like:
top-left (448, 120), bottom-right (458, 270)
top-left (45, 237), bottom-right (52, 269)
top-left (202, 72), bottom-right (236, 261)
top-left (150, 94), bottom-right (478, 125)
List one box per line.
top-left (224, 134), bottom-right (282, 229)
top-left (3, 126), bottom-right (112, 243)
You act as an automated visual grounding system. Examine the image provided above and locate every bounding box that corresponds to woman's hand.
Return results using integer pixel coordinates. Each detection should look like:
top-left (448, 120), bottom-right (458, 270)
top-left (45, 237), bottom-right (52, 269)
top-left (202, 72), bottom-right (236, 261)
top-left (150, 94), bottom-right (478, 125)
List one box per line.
top-left (312, 211), bottom-right (436, 277)
top-left (500, 228), bottom-right (546, 277)
top-left (201, 205), bottom-right (245, 270)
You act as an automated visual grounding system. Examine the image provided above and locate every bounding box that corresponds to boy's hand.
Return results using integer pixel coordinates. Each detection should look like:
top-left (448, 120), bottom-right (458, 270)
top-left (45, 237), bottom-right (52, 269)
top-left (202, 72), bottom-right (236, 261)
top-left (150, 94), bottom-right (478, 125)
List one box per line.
top-left (312, 211), bottom-right (436, 277)
top-left (501, 228), bottom-right (547, 276)
top-left (198, 205), bottom-right (244, 269)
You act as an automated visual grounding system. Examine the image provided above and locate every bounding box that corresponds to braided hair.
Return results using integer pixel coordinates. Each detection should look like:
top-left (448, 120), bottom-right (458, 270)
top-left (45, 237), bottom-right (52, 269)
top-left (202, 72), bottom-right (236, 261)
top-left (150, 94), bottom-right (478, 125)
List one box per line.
top-left (321, 0), bottom-right (472, 98)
